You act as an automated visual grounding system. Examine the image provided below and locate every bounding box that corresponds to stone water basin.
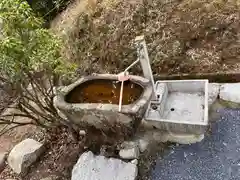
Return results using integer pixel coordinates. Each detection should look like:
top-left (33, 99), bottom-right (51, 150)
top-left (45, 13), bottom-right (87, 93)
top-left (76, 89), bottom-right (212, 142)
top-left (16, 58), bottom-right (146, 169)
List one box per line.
top-left (54, 74), bottom-right (153, 132)
top-left (144, 80), bottom-right (209, 135)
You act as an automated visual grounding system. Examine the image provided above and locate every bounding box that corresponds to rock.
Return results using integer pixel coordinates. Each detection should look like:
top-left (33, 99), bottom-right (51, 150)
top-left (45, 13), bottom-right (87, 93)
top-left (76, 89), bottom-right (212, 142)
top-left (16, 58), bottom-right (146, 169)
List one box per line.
top-left (138, 139), bottom-right (149, 153)
top-left (71, 151), bottom-right (137, 180)
top-left (208, 83), bottom-right (220, 105)
top-left (131, 159), bottom-right (138, 165)
top-left (8, 138), bottom-right (45, 174)
top-left (220, 83), bottom-right (240, 103)
top-left (119, 146), bottom-right (139, 159)
top-left (99, 145), bottom-right (108, 156)
top-left (0, 152), bottom-right (7, 172)
top-left (79, 130), bottom-right (86, 136)
top-left (121, 141), bottom-right (137, 148)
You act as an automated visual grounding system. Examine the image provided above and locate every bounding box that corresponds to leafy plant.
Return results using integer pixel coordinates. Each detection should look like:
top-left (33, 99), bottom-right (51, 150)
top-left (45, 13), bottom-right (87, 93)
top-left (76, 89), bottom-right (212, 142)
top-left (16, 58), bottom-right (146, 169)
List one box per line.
top-left (0, 0), bottom-right (77, 136)
top-left (26, 0), bottom-right (71, 26)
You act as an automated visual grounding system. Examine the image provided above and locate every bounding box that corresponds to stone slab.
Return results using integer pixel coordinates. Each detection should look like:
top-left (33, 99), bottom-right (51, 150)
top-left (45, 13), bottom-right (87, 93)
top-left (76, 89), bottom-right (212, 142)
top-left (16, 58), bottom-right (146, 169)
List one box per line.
top-left (220, 83), bottom-right (240, 103)
top-left (71, 151), bottom-right (137, 180)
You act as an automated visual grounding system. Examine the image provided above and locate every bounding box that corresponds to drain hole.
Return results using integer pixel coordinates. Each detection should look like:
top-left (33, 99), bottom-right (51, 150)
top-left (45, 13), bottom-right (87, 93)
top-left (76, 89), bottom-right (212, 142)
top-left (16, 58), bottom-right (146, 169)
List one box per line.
top-left (170, 108), bottom-right (175, 111)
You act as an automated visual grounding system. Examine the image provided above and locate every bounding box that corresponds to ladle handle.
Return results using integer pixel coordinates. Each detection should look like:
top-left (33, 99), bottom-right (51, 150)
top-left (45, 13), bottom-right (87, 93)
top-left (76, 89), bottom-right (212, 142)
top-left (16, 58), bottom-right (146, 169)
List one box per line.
top-left (118, 81), bottom-right (124, 112)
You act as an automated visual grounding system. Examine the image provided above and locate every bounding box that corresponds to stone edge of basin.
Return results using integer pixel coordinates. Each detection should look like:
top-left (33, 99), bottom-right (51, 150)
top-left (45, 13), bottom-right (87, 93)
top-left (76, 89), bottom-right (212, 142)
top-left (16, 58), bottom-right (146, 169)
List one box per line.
top-left (53, 74), bottom-right (153, 115)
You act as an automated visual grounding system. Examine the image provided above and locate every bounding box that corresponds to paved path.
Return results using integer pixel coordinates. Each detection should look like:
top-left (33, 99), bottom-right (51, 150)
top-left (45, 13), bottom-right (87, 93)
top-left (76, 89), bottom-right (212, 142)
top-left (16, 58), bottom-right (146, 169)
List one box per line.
top-left (151, 108), bottom-right (240, 180)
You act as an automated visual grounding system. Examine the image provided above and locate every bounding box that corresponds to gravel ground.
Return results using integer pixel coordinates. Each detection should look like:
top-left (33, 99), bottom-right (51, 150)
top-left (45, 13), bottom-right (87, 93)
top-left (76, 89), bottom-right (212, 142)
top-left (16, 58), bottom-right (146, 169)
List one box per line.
top-left (151, 108), bottom-right (240, 180)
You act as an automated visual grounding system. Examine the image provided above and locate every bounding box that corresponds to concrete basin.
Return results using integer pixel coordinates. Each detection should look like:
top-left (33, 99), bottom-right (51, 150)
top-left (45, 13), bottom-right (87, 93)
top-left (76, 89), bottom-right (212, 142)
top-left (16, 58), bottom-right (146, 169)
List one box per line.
top-left (144, 80), bottom-right (209, 134)
top-left (54, 74), bottom-right (153, 133)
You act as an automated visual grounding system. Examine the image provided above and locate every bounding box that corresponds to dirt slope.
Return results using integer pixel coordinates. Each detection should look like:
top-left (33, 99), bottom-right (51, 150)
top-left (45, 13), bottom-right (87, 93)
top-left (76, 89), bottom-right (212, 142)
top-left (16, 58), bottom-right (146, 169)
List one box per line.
top-left (53, 0), bottom-right (240, 75)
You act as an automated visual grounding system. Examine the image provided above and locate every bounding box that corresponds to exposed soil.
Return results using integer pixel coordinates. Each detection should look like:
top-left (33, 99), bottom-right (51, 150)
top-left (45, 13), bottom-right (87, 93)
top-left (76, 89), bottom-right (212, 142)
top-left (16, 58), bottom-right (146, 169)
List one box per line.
top-left (0, 126), bottom-right (128, 180)
top-left (66, 79), bottom-right (143, 104)
top-left (0, 125), bottom-right (41, 153)
top-left (0, 128), bottom-right (82, 180)
top-left (24, 128), bottom-right (85, 180)
top-left (0, 82), bottom-right (26, 153)
top-left (0, 126), bottom-right (44, 179)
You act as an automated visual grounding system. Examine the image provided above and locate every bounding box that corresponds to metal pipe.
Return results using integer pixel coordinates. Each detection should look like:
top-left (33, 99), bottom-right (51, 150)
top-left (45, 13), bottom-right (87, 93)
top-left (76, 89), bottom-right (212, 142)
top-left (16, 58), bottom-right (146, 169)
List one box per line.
top-left (124, 58), bottom-right (140, 73)
top-left (135, 35), bottom-right (157, 99)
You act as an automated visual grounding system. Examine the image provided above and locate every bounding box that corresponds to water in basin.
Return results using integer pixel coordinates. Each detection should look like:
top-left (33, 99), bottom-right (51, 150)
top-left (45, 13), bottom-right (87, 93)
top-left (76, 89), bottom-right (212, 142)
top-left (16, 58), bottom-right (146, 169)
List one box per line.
top-left (65, 79), bottom-right (143, 105)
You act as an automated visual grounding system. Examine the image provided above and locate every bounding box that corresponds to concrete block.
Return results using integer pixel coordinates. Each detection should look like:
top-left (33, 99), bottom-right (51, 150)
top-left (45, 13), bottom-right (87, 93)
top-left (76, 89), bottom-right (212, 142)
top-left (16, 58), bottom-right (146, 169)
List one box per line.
top-left (208, 83), bottom-right (220, 105)
top-left (145, 80), bottom-right (209, 134)
top-left (220, 83), bottom-right (240, 103)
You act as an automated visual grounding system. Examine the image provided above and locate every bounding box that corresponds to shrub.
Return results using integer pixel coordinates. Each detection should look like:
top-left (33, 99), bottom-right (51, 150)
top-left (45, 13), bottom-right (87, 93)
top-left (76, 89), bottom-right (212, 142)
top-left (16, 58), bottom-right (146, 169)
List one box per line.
top-left (0, 0), bottom-right (77, 136)
top-left (26, 0), bottom-right (72, 26)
